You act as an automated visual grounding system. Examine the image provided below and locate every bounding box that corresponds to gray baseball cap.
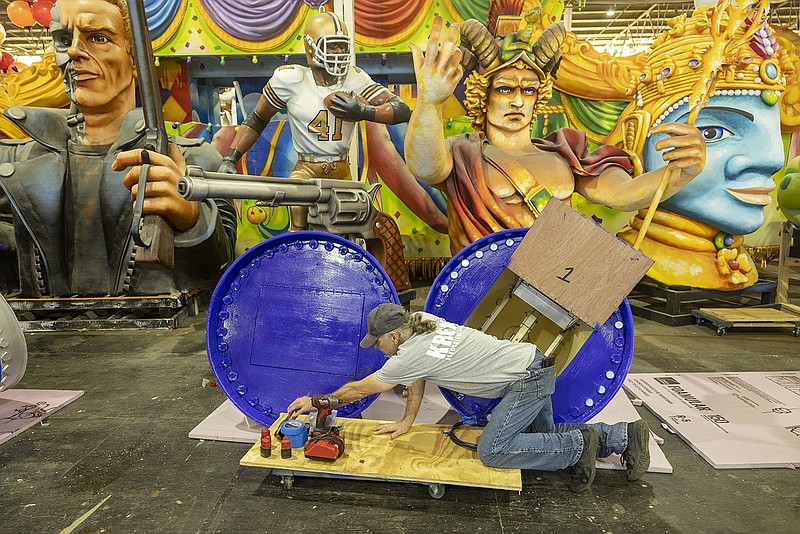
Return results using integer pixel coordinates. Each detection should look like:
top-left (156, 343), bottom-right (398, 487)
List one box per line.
top-left (359, 303), bottom-right (408, 348)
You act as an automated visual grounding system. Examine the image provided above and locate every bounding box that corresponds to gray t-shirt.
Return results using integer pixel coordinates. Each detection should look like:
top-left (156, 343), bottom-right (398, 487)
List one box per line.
top-left (374, 312), bottom-right (537, 398)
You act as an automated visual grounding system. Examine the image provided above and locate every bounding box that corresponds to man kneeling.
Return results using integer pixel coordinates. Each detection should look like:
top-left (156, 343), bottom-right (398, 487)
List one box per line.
top-left (287, 303), bottom-right (650, 492)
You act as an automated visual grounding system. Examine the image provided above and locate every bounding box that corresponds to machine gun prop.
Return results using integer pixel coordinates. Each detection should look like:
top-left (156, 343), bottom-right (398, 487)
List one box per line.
top-left (178, 167), bottom-right (411, 290)
top-left (127, 0), bottom-right (174, 269)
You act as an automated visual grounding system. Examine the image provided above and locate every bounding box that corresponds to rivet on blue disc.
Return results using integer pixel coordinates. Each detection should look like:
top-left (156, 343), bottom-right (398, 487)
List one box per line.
top-left (248, 396), bottom-right (259, 407)
top-left (217, 342), bottom-right (229, 352)
top-left (218, 311), bottom-right (229, 320)
top-left (237, 385), bottom-right (247, 395)
top-left (220, 357), bottom-right (232, 368)
top-left (227, 371), bottom-right (238, 382)
top-left (222, 295), bottom-right (233, 305)
top-left (606, 370), bottom-right (615, 379)
top-left (309, 240), bottom-right (319, 249)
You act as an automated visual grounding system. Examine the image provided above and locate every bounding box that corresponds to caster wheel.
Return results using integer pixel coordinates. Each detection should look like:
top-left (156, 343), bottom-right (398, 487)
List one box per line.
top-left (793, 327), bottom-right (799, 337)
top-left (716, 327), bottom-right (726, 336)
top-left (427, 484), bottom-right (445, 499)
top-left (281, 476), bottom-right (294, 490)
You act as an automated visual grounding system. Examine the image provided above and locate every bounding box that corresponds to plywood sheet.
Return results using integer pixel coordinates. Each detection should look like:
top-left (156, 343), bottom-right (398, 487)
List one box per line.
top-left (507, 201), bottom-right (653, 327)
top-left (241, 417), bottom-right (522, 491)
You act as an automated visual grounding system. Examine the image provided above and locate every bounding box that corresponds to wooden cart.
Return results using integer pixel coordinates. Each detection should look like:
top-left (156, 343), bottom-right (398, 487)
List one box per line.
top-left (240, 417), bottom-right (521, 499)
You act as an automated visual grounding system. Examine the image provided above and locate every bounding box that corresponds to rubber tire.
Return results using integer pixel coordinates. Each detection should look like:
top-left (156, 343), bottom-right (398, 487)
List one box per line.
top-left (716, 327), bottom-right (726, 336)
top-left (427, 484), bottom-right (445, 499)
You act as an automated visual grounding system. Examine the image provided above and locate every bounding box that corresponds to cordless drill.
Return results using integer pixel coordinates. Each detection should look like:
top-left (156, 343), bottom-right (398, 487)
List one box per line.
top-left (304, 394), bottom-right (345, 461)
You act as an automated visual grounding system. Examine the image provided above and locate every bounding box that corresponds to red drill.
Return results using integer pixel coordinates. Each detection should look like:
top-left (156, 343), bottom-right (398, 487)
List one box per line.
top-left (304, 394), bottom-right (345, 461)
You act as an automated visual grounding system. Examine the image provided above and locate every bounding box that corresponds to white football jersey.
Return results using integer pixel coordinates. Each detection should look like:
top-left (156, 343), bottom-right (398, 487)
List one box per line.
top-left (262, 65), bottom-right (386, 159)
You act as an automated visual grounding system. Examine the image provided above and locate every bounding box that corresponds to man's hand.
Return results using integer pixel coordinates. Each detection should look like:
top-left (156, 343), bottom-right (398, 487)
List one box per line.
top-left (327, 92), bottom-right (373, 122)
top-left (287, 395), bottom-right (313, 420)
top-left (217, 158), bottom-right (237, 175)
top-left (650, 122), bottom-right (706, 184)
top-left (372, 420), bottom-right (412, 439)
top-left (409, 16), bottom-right (463, 106)
top-left (113, 143), bottom-right (199, 232)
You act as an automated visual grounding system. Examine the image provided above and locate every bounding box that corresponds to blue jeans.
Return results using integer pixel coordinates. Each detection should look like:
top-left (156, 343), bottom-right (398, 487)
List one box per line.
top-left (477, 354), bottom-right (629, 471)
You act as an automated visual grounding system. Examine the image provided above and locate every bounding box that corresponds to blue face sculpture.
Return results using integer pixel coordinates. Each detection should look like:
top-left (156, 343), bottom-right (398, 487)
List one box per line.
top-left (642, 94), bottom-right (784, 235)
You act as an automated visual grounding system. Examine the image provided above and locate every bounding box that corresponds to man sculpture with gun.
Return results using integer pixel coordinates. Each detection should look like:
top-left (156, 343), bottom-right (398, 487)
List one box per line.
top-left (0, 0), bottom-right (236, 297)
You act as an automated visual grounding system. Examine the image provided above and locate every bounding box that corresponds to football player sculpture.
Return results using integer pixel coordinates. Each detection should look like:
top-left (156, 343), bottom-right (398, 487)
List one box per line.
top-left (220, 11), bottom-right (412, 233)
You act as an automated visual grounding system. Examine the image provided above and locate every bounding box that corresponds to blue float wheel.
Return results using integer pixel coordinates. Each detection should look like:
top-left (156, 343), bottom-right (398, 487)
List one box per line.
top-left (207, 231), bottom-right (399, 426)
top-left (425, 229), bottom-right (635, 424)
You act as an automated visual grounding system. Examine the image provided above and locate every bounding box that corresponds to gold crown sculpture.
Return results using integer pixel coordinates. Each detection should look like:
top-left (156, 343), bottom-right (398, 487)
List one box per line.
top-left (612, 1), bottom-right (794, 156)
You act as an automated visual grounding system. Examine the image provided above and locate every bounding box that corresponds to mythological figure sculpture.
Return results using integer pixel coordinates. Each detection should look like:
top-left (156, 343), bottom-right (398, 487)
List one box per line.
top-left (609, 0), bottom-right (791, 289)
top-left (404, 14), bottom-right (706, 255)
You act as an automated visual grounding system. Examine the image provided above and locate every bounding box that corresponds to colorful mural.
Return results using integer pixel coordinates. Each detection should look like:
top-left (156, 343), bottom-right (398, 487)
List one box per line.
top-left (2, 0), bottom-right (800, 285)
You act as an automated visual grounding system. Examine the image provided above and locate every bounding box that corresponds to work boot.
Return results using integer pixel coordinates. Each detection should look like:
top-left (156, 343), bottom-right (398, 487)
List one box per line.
top-left (622, 419), bottom-right (651, 482)
top-left (568, 428), bottom-right (598, 493)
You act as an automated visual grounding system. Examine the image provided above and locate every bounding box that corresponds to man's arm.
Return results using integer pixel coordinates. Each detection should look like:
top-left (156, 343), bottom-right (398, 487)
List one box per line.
top-left (218, 96), bottom-right (280, 174)
top-left (404, 17), bottom-right (462, 186)
top-left (576, 122), bottom-right (706, 211)
top-left (287, 373), bottom-right (396, 419)
top-left (372, 379), bottom-right (425, 439)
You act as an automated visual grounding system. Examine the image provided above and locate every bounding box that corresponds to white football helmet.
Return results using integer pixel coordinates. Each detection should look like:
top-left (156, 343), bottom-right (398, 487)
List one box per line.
top-left (304, 12), bottom-right (352, 78)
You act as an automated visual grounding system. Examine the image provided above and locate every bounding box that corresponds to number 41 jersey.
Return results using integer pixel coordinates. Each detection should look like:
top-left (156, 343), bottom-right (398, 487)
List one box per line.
top-left (262, 64), bottom-right (386, 159)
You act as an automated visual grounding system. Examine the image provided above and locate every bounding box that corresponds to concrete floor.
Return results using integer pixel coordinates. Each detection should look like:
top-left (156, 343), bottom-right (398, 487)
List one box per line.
top-left (1, 275), bottom-right (799, 533)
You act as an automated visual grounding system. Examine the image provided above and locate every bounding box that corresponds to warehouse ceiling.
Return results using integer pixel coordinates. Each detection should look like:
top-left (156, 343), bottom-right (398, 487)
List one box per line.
top-left (0, 1), bottom-right (798, 61)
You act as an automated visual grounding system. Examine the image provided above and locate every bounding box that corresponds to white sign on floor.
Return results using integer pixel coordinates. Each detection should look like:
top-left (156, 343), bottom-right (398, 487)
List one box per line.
top-left (624, 372), bottom-right (800, 469)
top-left (0, 389), bottom-right (84, 446)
